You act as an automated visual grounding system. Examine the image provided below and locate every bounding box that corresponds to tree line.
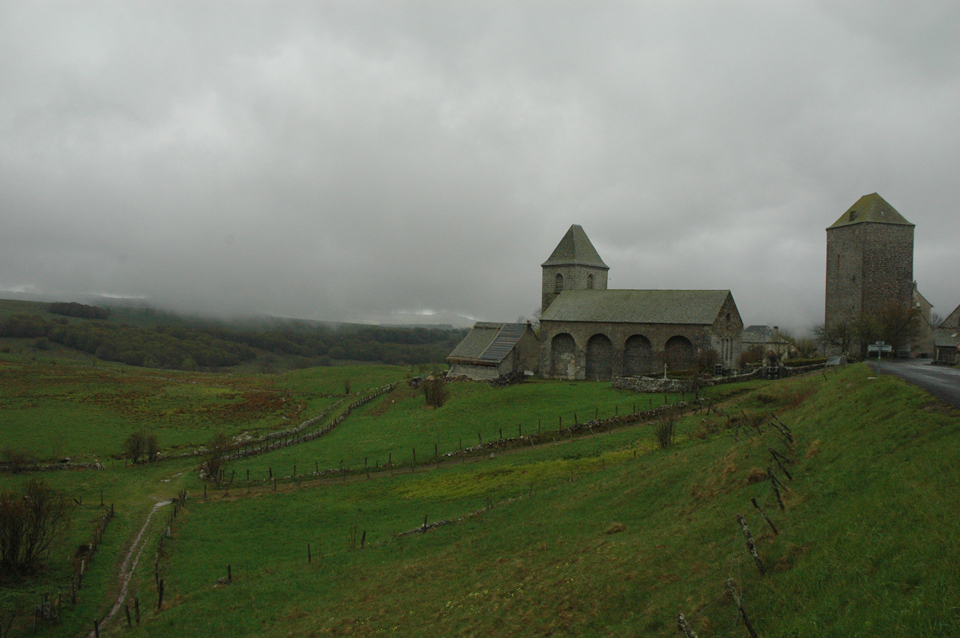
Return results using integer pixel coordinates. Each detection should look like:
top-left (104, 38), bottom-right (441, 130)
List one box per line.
top-left (0, 310), bottom-right (467, 370)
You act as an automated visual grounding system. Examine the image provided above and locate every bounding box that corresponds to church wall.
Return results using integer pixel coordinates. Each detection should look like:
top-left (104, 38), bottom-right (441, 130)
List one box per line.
top-left (709, 294), bottom-right (744, 367)
top-left (539, 321), bottom-right (721, 380)
top-left (541, 266), bottom-right (608, 312)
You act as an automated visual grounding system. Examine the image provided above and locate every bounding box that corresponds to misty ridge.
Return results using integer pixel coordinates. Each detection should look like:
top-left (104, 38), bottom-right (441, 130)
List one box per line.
top-left (0, 299), bottom-right (467, 372)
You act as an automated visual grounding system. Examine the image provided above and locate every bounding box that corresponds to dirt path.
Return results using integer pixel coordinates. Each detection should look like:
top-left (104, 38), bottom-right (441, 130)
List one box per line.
top-left (90, 499), bottom-right (171, 637)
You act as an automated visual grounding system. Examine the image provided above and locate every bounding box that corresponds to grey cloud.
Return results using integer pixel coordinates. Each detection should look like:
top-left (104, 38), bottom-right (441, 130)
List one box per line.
top-left (1, 2), bottom-right (958, 333)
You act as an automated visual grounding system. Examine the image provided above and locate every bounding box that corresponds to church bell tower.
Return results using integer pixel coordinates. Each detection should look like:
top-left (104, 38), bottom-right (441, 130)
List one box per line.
top-left (541, 225), bottom-right (609, 313)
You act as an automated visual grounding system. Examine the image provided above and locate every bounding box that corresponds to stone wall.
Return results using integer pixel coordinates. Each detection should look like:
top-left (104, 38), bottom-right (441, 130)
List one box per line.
top-left (826, 222), bottom-right (914, 352)
top-left (541, 264), bottom-right (608, 313)
top-left (539, 321), bottom-right (717, 380)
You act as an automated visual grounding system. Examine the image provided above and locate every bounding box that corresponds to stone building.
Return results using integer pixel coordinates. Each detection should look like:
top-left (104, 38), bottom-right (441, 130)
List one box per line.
top-left (538, 225), bottom-right (743, 380)
top-left (447, 322), bottom-right (539, 380)
top-left (825, 193), bottom-right (925, 355)
top-left (934, 303), bottom-right (960, 365)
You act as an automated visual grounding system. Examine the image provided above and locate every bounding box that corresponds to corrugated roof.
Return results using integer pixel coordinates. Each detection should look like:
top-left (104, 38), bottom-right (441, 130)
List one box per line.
top-left (447, 322), bottom-right (531, 364)
top-left (828, 193), bottom-right (914, 229)
top-left (541, 225), bottom-right (609, 269)
top-left (540, 289), bottom-right (733, 325)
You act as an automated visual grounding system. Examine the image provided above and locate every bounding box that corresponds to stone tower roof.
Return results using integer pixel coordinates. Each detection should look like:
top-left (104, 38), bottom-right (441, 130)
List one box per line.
top-left (827, 193), bottom-right (914, 229)
top-left (541, 225), bottom-right (609, 269)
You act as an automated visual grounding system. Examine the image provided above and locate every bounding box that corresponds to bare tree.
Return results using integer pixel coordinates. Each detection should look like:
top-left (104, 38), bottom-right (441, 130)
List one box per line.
top-left (122, 430), bottom-right (159, 464)
top-left (204, 432), bottom-right (231, 481)
top-left (0, 480), bottom-right (68, 579)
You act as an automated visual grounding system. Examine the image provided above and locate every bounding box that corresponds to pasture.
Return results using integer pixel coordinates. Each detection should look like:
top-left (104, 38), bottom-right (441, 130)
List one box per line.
top-left (2, 359), bottom-right (959, 637)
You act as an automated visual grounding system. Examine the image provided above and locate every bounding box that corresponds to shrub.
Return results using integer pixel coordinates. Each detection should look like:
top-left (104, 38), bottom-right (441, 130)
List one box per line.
top-left (204, 432), bottom-right (231, 481)
top-left (2, 449), bottom-right (35, 474)
top-left (423, 377), bottom-right (449, 408)
top-left (654, 409), bottom-right (678, 449)
top-left (0, 480), bottom-right (68, 579)
top-left (122, 430), bottom-right (158, 464)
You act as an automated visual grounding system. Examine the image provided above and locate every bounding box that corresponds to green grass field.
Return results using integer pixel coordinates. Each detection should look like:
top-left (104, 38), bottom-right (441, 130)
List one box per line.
top-left (2, 360), bottom-right (959, 637)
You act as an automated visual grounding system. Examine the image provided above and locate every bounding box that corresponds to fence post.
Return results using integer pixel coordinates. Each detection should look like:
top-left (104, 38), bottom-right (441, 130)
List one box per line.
top-left (751, 497), bottom-right (778, 536)
top-left (725, 579), bottom-right (759, 638)
top-left (736, 514), bottom-right (765, 574)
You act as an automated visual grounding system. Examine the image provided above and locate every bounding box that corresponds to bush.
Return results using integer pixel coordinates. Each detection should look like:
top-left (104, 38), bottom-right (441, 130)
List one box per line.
top-left (122, 430), bottom-right (158, 463)
top-left (2, 448), bottom-right (35, 474)
top-left (204, 432), bottom-right (231, 481)
top-left (654, 409), bottom-right (678, 449)
top-left (0, 480), bottom-right (68, 579)
top-left (423, 377), bottom-right (449, 408)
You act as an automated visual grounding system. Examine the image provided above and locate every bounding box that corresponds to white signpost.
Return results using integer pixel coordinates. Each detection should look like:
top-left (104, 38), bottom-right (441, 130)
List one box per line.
top-left (867, 341), bottom-right (893, 374)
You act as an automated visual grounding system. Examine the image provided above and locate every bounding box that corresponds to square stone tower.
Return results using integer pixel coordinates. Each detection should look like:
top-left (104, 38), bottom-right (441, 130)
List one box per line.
top-left (825, 193), bottom-right (915, 345)
top-left (541, 225), bottom-right (609, 313)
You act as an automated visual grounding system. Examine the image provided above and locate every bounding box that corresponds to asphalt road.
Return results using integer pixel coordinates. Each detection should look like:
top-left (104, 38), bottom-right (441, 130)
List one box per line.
top-left (868, 358), bottom-right (960, 408)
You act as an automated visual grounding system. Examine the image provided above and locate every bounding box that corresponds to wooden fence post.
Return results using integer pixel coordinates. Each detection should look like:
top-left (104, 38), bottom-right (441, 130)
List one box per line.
top-left (736, 514), bottom-right (765, 575)
top-left (157, 579), bottom-right (164, 610)
top-left (308, 543), bottom-right (311, 564)
top-left (134, 597), bottom-right (140, 625)
top-left (750, 497), bottom-right (778, 535)
top-left (768, 467), bottom-right (785, 510)
top-left (725, 579), bottom-right (759, 638)
top-left (677, 613), bottom-right (698, 638)
top-left (125, 604), bottom-right (132, 628)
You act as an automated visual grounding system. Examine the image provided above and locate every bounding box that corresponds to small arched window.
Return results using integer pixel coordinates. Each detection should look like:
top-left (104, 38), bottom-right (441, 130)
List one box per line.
top-left (587, 274), bottom-right (594, 289)
top-left (555, 273), bottom-right (564, 293)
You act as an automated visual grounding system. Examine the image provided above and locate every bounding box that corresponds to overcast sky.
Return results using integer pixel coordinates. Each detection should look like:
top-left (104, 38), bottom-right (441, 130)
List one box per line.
top-left (2, 1), bottom-right (958, 333)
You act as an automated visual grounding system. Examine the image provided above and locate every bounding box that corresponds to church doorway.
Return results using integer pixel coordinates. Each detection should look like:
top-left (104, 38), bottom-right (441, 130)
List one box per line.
top-left (551, 333), bottom-right (576, 378)
top-left (664, 335), bottom-right (695, 371)
top-left (586, 334), bottom-right (614, 380)
top-left (623, 334), bottom-right (653, 376)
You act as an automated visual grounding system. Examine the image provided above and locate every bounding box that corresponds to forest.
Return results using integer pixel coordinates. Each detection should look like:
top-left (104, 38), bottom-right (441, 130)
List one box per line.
top-left (0, 302), bottom-right (467, 370)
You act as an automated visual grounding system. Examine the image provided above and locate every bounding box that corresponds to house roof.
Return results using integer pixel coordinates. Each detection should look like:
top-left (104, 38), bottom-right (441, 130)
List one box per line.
top-left (743, 325), bottom-right (774, 343)
top-left (447, 322), bottom-right (531, 364)
top-left (540, 289), bottom-right (735, 325)
top-left (541, 225), bottom-right (609, 269)
top-left (828, 193), bottom-right (914, 229)
top-left (941, 302), bottom-right (960, 329)
top-left (934, 328), bottom-right (960, 349)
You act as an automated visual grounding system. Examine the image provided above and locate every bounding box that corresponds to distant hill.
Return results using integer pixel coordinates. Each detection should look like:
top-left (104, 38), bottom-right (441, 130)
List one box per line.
top-left (0, 297), bottom-right (468, 372)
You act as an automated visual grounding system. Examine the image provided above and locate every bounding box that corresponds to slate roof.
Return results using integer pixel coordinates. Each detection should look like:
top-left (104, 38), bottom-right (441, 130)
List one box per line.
top-left (828, 193), bottom-right (914, 229)
top-left (743, 325), bottom-right (774, 343)
top-left (934, 328), bottom-right (960, 349)
top-left (539, 290), bottom-right (733, 325)
top-left (447, 322), bottom-right (530, 364)
top-left (541, 225), bottom-right (609, 269)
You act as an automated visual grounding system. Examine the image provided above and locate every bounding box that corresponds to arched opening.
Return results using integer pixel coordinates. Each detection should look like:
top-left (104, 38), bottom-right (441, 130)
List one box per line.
top-left (585, 334), bottom-right (614, 381)
top-left (664, 335), bottom-right (695, 371)
top-left (551, 333), bottom-right (576, 379)
top-left (586, 274), bottom-right (594, 289)
top-left (555, 273), bottom-right (564, 293)
top-left (623, 334), bottom-right (652, 377)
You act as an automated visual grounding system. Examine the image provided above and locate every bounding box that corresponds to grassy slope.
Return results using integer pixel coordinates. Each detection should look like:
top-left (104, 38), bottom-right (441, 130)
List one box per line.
top-left (3, 363), bottom-right (959, 637)
top-left (119, 366), bottom-right (960, 636)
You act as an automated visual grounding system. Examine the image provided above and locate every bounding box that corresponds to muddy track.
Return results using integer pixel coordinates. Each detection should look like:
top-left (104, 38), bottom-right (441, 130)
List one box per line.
top-left (90, 500), bottom-right (171, 637)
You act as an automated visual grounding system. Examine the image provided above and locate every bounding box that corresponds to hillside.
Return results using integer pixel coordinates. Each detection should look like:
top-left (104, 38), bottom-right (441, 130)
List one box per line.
top-left (0, 298), bottom-right (467, 371)
top-left (0, 360), bottom-right (958, 636)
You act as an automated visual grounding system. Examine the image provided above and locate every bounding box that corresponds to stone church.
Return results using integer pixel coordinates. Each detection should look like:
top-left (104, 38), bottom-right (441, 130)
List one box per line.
top-left (538, 225), bottom-right (743, 380)
top-left (824, 193), bottom-right (935, 356)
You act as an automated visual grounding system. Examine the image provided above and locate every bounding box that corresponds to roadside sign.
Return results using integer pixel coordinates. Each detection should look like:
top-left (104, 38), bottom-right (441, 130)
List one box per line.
top-left (956, 343), bottom-right (960, 352)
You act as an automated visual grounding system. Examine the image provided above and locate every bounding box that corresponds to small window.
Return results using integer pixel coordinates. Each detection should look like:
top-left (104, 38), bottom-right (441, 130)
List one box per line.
top-left (587, 274), bottom-right (594, 289)
top-left (555, 273), bottom-right (564, 293)
top-left (725, 313), bottom-right (731, 322)
top-left (849, 210), bottom-right (858, 221)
